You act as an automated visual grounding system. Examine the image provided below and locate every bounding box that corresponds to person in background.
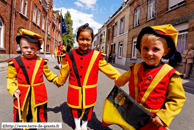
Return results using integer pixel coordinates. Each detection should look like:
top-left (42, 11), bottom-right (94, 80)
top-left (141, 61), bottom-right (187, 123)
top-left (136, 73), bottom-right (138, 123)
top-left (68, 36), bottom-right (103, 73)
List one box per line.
top-left (168, 50), bottom-right (182, 67)
top-left (182, 44), bottom-right (194, 79)
top-left (108, 52), bottom-right (112, 63)
top-left (112, 51), bottom-right (115, 63)
top-left (55, 41), bottom-right (66, 69)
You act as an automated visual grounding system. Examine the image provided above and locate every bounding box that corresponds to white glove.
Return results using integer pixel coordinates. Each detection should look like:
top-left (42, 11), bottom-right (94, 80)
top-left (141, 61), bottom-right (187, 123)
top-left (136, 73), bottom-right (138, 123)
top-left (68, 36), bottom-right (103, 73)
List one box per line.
top-left (14, 89), bottom-right (21, 99)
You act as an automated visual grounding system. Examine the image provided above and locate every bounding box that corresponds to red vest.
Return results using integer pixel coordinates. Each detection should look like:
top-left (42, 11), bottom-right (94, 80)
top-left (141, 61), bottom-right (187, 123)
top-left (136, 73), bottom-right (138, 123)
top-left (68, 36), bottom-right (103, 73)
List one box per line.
top-left (10, 56), bottom-right (47, 111)
top-left (129, 62), bottom-right (176, 113)
top-left (64, 49), bottom-right (102, 109)
top-left (56, 45), bottom-right (66, 56)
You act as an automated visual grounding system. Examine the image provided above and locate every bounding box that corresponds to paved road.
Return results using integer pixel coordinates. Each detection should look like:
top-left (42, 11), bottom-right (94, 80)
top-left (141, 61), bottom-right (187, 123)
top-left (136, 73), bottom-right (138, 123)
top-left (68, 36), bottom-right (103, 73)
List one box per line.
top-left (0, 58), bottom-right (194, 130)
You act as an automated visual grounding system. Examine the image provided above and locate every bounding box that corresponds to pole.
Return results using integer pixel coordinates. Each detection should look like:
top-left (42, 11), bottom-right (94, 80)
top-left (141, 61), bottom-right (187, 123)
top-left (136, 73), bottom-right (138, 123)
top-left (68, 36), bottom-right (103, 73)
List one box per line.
top-left (12, 0), bottom-right (16, 56)
top-left (154, 0), bottom-right (158, 25)
top-left (60, 9), bottom-right (63, 44)
top-left (53, 16), bottom-right (56, 57)
top-left (44, 2), bottom-right (50, 57)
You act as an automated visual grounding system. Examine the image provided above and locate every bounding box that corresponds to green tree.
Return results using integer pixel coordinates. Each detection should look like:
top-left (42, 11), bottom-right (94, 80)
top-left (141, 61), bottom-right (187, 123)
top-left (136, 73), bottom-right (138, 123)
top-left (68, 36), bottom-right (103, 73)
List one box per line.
top-left (62, 11), bottom-right (75, 52)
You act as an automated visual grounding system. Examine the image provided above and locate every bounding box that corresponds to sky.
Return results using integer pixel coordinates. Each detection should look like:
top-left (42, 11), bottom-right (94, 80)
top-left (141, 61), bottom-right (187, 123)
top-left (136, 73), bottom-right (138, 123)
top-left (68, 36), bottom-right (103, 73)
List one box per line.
top-left (53, 0), bottom-right (123, 35)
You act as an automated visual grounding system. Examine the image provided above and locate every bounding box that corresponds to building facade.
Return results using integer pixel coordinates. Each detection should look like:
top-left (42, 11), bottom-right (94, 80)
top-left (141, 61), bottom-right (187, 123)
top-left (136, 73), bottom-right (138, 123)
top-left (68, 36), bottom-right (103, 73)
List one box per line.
top-left (95, 0), bottom-right (194, 78)
top-left (0, 0), bottom-right (61, 62)
top-left (113, 1), bottom-right (130, 65)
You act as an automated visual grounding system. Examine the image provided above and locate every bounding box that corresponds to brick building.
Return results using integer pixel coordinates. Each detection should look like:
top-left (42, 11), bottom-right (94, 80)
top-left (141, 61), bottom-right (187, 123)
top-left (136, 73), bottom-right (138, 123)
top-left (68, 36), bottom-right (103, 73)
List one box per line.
top-left (106, 15), bottom-right (116, 60)
top-left (0, 0), bottom-right (61, 62)
top-left (92, 0), bottom-right (194, 78)
top-left (126, 0), bottom-right (194, 78)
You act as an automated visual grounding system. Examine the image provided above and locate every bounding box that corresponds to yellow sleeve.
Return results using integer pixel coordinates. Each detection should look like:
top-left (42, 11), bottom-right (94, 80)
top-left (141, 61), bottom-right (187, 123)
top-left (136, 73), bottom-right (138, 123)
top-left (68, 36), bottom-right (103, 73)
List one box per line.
top-left (99, 58), bottom-right (121, 79)
top-left (114, 69), bottom-right (131, 87)
top-left (43, 60), bottom-right (58, 82)
top-left (55, 47), bottom-right (58, 57)
top-left (62, 46), bottom-right (66, 52)
top-left (156, 72), bottom-right (186, 126)
top-left (53, 59), bottom-right (70, 86)
top-left (6, 63), bottom-right (18, 97)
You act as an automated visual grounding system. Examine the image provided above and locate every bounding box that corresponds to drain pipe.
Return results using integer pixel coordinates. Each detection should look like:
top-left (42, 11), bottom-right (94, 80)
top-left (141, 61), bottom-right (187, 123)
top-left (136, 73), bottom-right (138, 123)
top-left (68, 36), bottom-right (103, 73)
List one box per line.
top-left (154, 0), bottom-right (158, 25)
top-left (12, 0), bottom-right (17, 56)
top-left (9, 0), bottom-right (14, 59)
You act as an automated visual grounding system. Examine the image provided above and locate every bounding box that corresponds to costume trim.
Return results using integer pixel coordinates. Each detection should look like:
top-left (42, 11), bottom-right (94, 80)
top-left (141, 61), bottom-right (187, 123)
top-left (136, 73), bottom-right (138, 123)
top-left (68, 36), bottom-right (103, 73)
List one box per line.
top-left (18, 82), bottom-right (44, 87)
top-left (83, 50), bottom-right (99, 86)
top-left (68, 84), bottom-right (82, 109)
top-left (133, 62), bottom-right (142, 101)
top-left (144, 107), bottom-right (160, 113)
top-left (68, 83), bottom-right (97, 109)
top-left (139, 64), bottom-right (173, 105)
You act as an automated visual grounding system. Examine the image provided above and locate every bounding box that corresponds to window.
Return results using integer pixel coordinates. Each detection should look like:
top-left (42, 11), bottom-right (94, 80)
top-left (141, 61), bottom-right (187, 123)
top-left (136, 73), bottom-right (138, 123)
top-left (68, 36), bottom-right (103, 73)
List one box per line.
top-left (42, 16), bottom-right (45, 30)
top-left (0, 17), bottom-right (4, 48)
top-left (33, 4), bottom-right (37, 23)
top-left (48, 22), bottom-right (50, 34)
top-left (118, 42), bottom-right (123, 57)
top-left (132, 38), bottom-right (137, 58)
top-left (111, 43), bottom-right (116, 53)
top-left (107, 45), bottom-right (109, 57)
top-left (42, 0), bottom-right (47, 9)
top-left (177, 33), bottom-right (187, 54)
top-left (37, 9), bottom-right (40, 26)
top-left (114, 22), bottom-right (117, 37)
top-left (168, 0), bottom-right (185, 10)
top-left (108, 28), bottom-right (110, 41)
top-left (94, 41), bottom-right (96, 47)
top-left (112, 25), bottom-right (114, 39)
top-left (20, 0), bottom-right (23, 13)
top-left (24, 0), bottom-right (27, 16)
top-left (120, 17), bottom-right (125, 34)
top-left (174, 23), bottom-right (188, 55)
top-left (40, 39), bottom-right (44, 52)
top-left (46, 44), bottom-right (49, 52)
top-left (148, 0), bottom-right (155, 20)
top-left (134, 7), bottom-right (140, 27)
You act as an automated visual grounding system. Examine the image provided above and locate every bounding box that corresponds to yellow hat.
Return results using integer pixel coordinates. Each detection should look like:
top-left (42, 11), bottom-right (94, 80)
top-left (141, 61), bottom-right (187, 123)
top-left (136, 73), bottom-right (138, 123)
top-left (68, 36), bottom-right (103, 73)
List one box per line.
top-left (136, 24), bottom-right (178, 59)
top-left (16, 29), bottom-right (43, 49)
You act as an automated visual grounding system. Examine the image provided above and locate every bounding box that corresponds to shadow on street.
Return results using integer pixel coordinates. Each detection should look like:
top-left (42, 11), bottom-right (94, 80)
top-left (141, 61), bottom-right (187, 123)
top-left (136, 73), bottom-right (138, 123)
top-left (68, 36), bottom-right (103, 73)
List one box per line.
top-left (47, 102), bottom-right (112, 130)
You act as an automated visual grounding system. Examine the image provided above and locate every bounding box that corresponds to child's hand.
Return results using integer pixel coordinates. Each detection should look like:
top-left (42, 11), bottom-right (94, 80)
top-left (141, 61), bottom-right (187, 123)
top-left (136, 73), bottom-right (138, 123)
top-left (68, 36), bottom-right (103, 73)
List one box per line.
top-left (152, 116), bottom-right (164, 127)
top-left (14, 89), bottom-right (21, 99)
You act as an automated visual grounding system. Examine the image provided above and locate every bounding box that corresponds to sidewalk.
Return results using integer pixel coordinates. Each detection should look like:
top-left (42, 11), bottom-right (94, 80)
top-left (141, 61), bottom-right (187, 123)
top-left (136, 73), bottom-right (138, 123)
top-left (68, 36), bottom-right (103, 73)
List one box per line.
top-left (1, 58), bottom-right (193, 89)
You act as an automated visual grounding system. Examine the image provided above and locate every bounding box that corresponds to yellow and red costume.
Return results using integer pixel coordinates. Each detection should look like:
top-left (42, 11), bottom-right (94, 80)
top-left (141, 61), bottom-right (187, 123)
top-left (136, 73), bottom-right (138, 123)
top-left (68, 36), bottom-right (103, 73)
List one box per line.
top-left (55, 45), bottom-right (66, 64)
top-left (55, 49), bottom-right (120, 121)
top-left (115, 62), bottom-right (186, 130)
top-left (6, 55), bottom-right (57, 122)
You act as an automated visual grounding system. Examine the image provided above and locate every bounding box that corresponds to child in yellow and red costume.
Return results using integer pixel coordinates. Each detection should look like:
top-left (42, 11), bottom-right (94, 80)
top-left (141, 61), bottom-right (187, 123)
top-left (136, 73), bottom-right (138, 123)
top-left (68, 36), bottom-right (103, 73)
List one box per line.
top-left (115, 24), bottom-right (186, 130)
top-left (6, 29), bottom-right (58, 123)
top-left (55, 42), bottom-right (66, 68)
top-left (54, 23), bottom-right (121, 130)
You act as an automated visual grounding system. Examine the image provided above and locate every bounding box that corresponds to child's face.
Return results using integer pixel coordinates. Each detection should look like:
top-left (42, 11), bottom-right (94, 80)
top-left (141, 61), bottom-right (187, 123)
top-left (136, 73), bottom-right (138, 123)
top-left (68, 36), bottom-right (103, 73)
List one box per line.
top-left (19, 38), bottom-right (39, 58)
top-left (141, 38), bottom-right (169, 66)
top-left (77, 30), bottom-right (92, 54)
